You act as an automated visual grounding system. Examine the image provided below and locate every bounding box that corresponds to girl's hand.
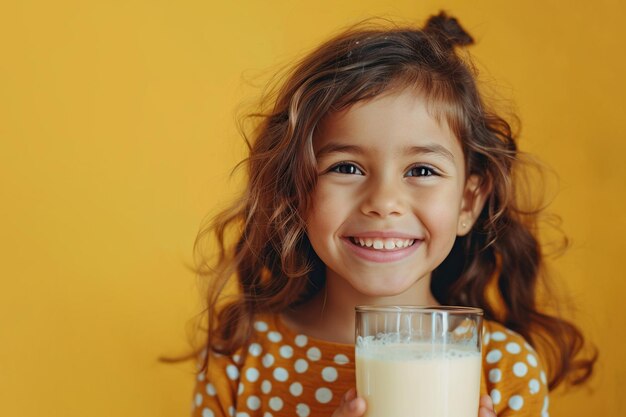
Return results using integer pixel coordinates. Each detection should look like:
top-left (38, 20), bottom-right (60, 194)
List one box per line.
top-left (479, 394), bottom-right (497, 417)
top-left (332, 388), bottom-right (366, 417)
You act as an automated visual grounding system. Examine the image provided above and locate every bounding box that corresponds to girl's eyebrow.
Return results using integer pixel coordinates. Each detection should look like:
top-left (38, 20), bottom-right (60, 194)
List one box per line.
top-left (315, 142), bottom-right (364, 158)
top-left (315, 142), bottom-right (455, 161)
top-left (404, 144), bottom-right (455, 162)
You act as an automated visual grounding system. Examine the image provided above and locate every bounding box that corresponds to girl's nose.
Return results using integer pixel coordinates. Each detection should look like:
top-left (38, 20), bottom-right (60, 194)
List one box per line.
top-left (359, 179), bottom-right (406, 218)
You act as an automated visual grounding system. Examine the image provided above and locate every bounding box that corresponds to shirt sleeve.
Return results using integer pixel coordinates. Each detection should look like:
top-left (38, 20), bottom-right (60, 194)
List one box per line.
top-left (191, 348), bottom-right (240, 417)
top-left (483, 326), bottom-right (550, 417)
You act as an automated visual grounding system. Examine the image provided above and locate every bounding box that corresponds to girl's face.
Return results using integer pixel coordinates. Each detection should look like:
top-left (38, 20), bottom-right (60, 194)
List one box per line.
top-left (306, 87), bottom-right (486, 299)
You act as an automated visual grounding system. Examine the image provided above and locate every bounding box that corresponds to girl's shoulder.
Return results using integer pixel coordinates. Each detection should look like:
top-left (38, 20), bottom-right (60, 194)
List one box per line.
top-left (248, 312), bottom-right (354, 361)
top-left (201, 312), bottom-right (354, 375)
top-left (194, 312), bottom-right (355, 416)
top-left (483, 320), bottom-right (540, 358)
top-left (482, 320), bottom-right (550, 416)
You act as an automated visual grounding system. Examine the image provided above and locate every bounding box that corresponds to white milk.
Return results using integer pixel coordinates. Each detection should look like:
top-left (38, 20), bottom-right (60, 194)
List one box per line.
top-left (356, 343), bottom-right (481, 417)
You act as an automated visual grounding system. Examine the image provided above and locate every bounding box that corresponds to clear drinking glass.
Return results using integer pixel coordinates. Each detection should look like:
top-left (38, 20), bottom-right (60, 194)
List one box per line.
top-left (355, 306), bottom-right (484, 417)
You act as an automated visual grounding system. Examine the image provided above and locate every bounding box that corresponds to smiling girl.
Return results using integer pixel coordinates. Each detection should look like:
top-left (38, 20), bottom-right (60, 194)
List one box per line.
top-left (189, 11), bottom-right (596, 417)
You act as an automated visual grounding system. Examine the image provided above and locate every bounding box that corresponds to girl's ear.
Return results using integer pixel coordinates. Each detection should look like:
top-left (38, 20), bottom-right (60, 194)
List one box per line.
top-left (457, 174), bottom-right (490, 236)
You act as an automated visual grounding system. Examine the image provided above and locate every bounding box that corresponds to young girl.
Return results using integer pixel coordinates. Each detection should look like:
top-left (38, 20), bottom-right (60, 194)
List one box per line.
top-left (189, 11), bottom-right (595, 417)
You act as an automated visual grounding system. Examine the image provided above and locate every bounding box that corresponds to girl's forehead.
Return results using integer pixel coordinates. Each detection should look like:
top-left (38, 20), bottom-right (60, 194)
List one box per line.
top-left (313, 88), bottom-right (461, 156)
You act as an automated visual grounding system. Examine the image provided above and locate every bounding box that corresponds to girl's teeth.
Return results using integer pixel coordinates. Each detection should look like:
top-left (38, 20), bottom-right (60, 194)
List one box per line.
top-left (353, 238), bottom-right (415, 250)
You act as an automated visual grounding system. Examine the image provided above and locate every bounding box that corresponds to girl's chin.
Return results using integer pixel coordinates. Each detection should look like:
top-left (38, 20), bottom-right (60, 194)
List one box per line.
top-left (348, 279), bottom-right (424, 300)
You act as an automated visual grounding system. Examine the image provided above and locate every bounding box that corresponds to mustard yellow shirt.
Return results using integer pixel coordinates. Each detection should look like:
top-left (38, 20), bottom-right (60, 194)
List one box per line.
top-left (191, 314), bottom-right (549, 417)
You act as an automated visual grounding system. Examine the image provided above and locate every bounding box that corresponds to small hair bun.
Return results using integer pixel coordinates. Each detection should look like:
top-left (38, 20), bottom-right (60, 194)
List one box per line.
top-left (424, 11), bottom-right (474, 48)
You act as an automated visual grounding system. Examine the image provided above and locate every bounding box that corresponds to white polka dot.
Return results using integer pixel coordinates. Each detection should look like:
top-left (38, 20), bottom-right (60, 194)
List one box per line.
top-left (334, 354), bottom-right (349, 365)
top-left (529, 379), bottom-right (540, 394)
top-left (228, 406), bottom-right (235, 416)
top-left (509, 395), bottom-right (524, 411)
top-left (491, 331), bottom-right (507, 341)
top-left (488, 368), bottom-right (502, 383)
top-left (233, 354), bottom-right (241, 364)
top-left (262, 353), bottom-right (275, 368)
top-left (290, 382), bottom-right (303, 396)
top-left (322, 366), bottom-right (338, 382)
top-left (261, 379), bottom-right (272, 394)
top-left (484, 332), bottom-right (491, 345)
top-left (527, 353), bottom-right (538, 367)
top-left (307, 347), bottom-right (322, 361)
top-left (246, 367), bottom-right (260, 382)
top-left (254, 321), bottom-right (268, 332)
top-left (315, 387), bottom-right (333, 404)
top-left (236, 413), bottom-right (250, 417)
top-left (247, 396), bottom-right (261, 411)
top-left (513, 362), bottom-right (528, 377)
top-left (454, 325), bottom-right (469, 334)
top-left (486, 349), bottom-right (502, 364)
top-left (197, 372), bottom-right (206, 382)
top-left (273, 367), bottom-right (289, 382)
top-left (506, 342), bottom-right (521, 354)
top-left (268, 331), bottom-right (282, 343)
top-left (269, 397), bottom-right (284, 411)
top-left (280, 345), bottom-right (294, 359)
top-left (264, 413), bottom-right (273, 417)
top-left (295, 335), bottom-right (308, 347)
top-left (296, 403), bottom-right (310, 417)
top-left (195, 393), bottom-right (203, 407)
top-left (295, 358), bottom-right (309, 373)
top-left (227, 365), bottom-right (239, 380)
top-left (249, 343), bottom-right (263, 357)
top-left (238, 382), bottom-right (244, 395)
top-left (205, 382), bottom-right (216, 396)
top-left (542, 395), bottom-right (549, 412)
top-left (490, 389), bottom-right (501, 405)
top-left (541, 412), bottom-right (549, 417)
top-left (540, 371), bottom-right (547, 385)
top-left (202, 408), bottom-right (215, 417)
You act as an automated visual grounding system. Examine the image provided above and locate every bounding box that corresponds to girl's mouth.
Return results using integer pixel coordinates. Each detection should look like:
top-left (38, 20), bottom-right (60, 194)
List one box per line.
top-left (348, 237), bottom-right (416, 250)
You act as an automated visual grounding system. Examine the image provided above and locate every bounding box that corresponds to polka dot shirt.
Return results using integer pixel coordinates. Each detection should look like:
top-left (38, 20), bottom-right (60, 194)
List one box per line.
top-left (191, 315), bottom-right (549, 417)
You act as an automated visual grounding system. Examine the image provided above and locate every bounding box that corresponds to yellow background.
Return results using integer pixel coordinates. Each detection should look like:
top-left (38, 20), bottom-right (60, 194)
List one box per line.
top-left (1, 0), bottom-right (624, 415)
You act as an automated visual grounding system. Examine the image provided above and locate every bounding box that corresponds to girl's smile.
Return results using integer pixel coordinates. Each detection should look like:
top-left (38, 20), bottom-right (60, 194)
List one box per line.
top-left (342, 232), bottom-right (422, 263)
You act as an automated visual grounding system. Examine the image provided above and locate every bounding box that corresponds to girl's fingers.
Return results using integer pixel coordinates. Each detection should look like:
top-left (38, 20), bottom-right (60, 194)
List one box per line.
top-left (479, 395), bottom-right (494, 410)
top-left (479, 406), bottom-right (497, 417)
top-left (344, 388), bottom-right (357, 403)
top-left (332, 389), bottom-right (367, 417)
top-left (478, 394), bottom-right (497, 417)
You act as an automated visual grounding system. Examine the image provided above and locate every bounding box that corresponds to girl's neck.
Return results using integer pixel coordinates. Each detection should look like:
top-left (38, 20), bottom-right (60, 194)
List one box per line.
top-left (281, 270), bottom-right (439, 344)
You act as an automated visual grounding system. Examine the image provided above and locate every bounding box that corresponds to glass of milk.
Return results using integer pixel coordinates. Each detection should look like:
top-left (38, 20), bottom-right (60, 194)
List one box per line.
top-left (355, 306), bottom-right (483, 417)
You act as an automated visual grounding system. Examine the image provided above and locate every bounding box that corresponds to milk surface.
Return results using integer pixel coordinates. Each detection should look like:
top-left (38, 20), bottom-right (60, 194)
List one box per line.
top-left (356, 343), bottom-right (481, 417)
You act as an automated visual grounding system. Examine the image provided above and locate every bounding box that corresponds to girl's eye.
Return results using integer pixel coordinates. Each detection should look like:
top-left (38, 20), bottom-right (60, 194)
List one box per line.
top-left (406, 165), bottom-right (438, 177)
top-left (330, 163), bottom-right (363, 175)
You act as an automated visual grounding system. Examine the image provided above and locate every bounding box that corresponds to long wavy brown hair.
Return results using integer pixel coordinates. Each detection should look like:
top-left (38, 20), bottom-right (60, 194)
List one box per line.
top-left (191, 11), bottom-right (596, 389)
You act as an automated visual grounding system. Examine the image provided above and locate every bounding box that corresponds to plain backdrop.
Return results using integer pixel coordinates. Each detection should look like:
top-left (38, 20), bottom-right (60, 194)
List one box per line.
top-left (1, 0), bottom-right (624, 415)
